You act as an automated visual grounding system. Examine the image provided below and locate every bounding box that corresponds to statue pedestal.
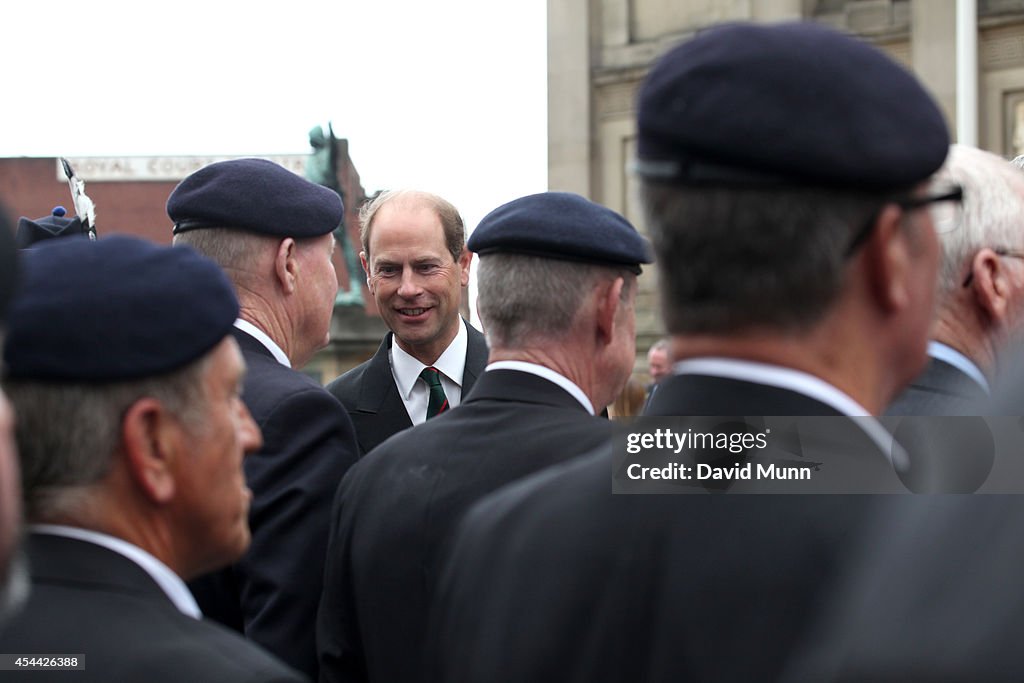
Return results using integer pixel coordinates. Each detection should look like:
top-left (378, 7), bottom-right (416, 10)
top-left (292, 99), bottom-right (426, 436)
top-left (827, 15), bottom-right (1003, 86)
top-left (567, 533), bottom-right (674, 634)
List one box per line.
top-left (305, 305), bottom-right (389, 385)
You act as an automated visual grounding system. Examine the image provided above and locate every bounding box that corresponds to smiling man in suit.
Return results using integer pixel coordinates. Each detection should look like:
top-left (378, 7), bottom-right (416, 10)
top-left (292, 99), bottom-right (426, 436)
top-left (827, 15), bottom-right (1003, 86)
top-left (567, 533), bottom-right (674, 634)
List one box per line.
top-left (326, 190), bottom-right (488, 455)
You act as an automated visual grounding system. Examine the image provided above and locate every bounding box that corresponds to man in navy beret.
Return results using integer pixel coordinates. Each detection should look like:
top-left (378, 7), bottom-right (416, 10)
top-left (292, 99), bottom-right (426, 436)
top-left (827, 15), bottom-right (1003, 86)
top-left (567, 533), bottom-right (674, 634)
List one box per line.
top-left (325, 190), bottom-right (489, 455)
top-left (0, 236), bottom-right (305, 682)
top-left (430, 21), bottom-right (953, 682)
top-left (316, 191), bottom-right (651, 683)
top-left (779, 155), bottom-right (1024, 677)
top-left (168, 158), bottom-right (359, 679)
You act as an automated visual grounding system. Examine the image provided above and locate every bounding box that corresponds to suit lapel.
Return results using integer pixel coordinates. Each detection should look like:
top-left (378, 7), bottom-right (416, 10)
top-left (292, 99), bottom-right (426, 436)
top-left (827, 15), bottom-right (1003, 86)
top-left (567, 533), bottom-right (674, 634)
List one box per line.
top-left (356, 323), bottom-right (488, 418)
top-left (351, 322), bottom-right (488, 453)
top-left (350, 334), bottom-right (412, 451)
top-left (914, 358), bottom-right (987, 400)
top-left (27, 533), bottom-right (172, 605)
top-left (465, 369), bottom-right (589, 412)
top-left (645, 374), bottom-right (845, 416)
top-left (231, 327), bottom-right (275, 360)
top-left (462, 322), bottom-right (489, 396)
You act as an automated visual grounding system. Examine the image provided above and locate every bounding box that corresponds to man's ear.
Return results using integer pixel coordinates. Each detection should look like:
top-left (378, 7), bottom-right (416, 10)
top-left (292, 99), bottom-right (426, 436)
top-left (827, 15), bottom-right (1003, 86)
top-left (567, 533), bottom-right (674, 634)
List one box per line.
top-left (595, 277), bottom-right (625, 345)
top-left (274, 238), bottom-right (299, 294)
top-left (970, 248), bottom-right (1011, 325)
top-left (457, 249), bottom-right (472, 287)
top-left (120, 398), bottom-right (177, 505)
top-left (360, 251), bottom-right (372, 291)
top-left (860, 204), bottom-right (916, 313)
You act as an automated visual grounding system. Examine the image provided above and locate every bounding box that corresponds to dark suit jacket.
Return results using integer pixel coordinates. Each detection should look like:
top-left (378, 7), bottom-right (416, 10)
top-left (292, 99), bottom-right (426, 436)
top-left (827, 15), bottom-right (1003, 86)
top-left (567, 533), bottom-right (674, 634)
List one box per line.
top-left (885, 356), bottom-right (989, 415)
top-left (783, 348), bottom-right (1024, 679)
top-left (429, 374), bottom-right (892, 683)
top-left (782, 496), bottom-right (1024, 682)
top-left (881, 358), bottom-right (996, 492)
top-left (645, 372), bottom-right (853, 416)
top-left (189, 328), bottom-right (359, 680)
top-left (317, 369), bottom-right (615, 683)
top-left (0, 534), bottom-right (305, 682)
top-left (325, 322), bottom-right (488, 455)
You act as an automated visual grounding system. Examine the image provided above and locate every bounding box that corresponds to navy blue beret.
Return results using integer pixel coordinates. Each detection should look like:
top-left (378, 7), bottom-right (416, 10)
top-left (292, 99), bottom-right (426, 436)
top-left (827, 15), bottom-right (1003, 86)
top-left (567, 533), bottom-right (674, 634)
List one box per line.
top-left (636, 22), bottom-right (950, 190)
top-left (16, 206), bottom-right (88, 249)
top-left (468, 192), bottom-right (653, 273)
top-left (167, 158), bottom-right (343, 238)
top-left (4, 235), bottom-right (239, 382)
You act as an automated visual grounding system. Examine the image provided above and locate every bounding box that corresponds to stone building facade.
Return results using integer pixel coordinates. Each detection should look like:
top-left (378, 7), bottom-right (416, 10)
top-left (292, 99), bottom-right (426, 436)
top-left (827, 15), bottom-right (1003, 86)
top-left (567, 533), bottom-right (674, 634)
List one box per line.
top-left (548, 0), bottom-right (1024, 379)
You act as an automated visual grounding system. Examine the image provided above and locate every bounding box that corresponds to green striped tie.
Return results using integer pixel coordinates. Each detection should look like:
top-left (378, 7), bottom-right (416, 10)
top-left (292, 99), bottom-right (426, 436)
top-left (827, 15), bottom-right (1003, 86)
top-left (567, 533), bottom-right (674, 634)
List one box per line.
top-left (419, 366), bottom-right (450, 419)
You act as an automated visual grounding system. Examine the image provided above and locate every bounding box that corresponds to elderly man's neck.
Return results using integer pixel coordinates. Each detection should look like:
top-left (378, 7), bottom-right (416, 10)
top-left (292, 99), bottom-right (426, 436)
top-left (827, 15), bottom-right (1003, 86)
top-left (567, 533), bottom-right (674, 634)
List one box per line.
top-left (237, 304), bottom-right (306, 368)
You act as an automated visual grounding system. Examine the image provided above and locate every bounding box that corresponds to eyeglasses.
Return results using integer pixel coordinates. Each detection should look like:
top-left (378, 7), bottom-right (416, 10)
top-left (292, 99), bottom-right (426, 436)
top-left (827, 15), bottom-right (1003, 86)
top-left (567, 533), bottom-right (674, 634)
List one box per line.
top-left (961, 248), bottom-right (1024, 287)
top-left (845, 185), bottom-right (964, 257)
top-left (895, 186), bottom-right (964, 213)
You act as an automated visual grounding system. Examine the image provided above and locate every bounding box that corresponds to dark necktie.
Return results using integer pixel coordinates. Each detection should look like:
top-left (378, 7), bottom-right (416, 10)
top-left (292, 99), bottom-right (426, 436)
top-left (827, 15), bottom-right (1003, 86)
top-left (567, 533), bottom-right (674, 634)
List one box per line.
top-left (420, 366), bottom-right (450, 419)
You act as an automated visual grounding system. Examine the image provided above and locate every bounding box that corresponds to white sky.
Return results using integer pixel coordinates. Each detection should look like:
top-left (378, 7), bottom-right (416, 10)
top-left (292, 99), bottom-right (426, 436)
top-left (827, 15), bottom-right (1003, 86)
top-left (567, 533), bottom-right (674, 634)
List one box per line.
top-left (0, 0), bottom-right (549, 236)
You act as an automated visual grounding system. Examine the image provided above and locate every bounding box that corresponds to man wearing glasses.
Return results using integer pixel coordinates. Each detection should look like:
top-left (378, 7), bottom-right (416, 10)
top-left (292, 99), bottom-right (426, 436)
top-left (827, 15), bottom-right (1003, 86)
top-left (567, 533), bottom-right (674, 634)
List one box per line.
top-left (430, 21), bottom-right (955, 683)
top-left (887, 144), bottom-right (1024, 415)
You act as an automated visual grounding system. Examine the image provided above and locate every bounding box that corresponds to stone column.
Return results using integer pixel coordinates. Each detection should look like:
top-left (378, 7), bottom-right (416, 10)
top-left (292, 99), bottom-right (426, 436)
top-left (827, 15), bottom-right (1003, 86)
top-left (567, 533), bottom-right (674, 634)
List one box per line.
top-left (912, 0), bottom-right (958, 136)
top-left (549, 0), bottom-right (594, 195)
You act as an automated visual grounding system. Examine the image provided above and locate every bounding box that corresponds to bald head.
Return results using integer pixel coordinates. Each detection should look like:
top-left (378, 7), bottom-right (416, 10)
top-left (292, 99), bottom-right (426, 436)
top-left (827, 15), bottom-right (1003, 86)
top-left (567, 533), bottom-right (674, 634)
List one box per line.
top-left (359, 190), bottom-right (465, 264)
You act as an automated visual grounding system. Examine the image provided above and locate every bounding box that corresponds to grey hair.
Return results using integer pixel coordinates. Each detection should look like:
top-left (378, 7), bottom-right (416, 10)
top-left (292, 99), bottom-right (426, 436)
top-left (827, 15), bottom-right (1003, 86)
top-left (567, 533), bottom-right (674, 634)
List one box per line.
top-left (8, 353), bottom-right (212, 522)
top-left (932, 144), bottom-right (1024, 296)
top-left (359, 190), bottom-right (465, 263)
top-left (172, 228), bottom-right (282, 295)
top-left (640, 181), bottom-right (895, 334)
top-left (477, 253), bottom-right (635, 349)
top-left (649, 338), bottom-right (670, 354)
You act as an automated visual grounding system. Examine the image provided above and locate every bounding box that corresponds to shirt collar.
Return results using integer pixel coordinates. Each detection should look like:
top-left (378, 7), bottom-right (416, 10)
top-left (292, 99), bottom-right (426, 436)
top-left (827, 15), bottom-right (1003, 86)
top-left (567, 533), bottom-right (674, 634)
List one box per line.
top-left (671, 357), bottom-right (902, 464)
top-left (234, 319), bottom-right (290, 368)
top-left (928, 341), bottom-right (989, 393)
top-left (391, 319), bottom-right (468, 399)
top-left (29, 524), bottom-right (202, 619)
top-left (485, 361), bottom-right (595, 415)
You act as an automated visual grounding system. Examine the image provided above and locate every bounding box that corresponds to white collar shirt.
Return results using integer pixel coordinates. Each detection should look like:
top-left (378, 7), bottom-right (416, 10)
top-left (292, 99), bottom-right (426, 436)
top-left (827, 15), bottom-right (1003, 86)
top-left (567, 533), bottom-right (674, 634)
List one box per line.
top-left (234, 318), bottom-right (290, 368)
top-left (671, 357), bottom-right (902, 464)
top-left (486, 360), bottom-right (595, 415)
top-left (927, 341), bottom-right (989, 394)
top-left (390, 320), bottom-right (469, 425)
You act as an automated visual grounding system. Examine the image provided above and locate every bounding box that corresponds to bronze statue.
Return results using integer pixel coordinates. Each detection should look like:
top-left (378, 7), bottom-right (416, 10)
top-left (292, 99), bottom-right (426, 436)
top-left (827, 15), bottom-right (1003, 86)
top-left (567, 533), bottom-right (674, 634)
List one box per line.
top-left (307, 123), bottom-right (364, 306)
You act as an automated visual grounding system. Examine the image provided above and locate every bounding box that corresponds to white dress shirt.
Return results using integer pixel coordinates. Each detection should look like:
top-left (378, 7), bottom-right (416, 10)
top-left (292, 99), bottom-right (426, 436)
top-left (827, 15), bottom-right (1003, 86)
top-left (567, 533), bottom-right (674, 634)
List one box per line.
top-left (390, 320), bottom-right (469, 425)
